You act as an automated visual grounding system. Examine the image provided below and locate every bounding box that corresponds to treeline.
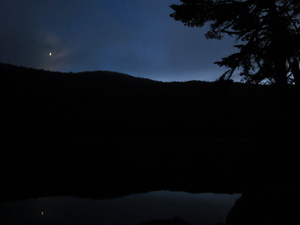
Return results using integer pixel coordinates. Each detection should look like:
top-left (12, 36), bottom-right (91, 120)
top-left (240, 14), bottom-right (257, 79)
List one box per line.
top-left (2, 62), bottom-right (297, 141)
top-left (0, 63), bottom-right (299, 200)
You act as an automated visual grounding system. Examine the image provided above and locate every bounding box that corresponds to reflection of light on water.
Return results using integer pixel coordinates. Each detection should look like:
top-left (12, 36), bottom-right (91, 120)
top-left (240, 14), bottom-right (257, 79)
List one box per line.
top-left (0, 191), bottom-right (241, 225)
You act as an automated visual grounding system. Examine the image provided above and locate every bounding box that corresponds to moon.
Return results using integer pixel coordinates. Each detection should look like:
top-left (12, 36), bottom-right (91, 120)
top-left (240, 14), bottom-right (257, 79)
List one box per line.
top-left (49, 52), bottom-right (52, 56)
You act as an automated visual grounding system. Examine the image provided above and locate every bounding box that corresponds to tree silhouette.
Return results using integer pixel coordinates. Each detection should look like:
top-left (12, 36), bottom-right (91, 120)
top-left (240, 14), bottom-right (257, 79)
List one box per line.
top-left (170, 0), bottom-right (300, 90)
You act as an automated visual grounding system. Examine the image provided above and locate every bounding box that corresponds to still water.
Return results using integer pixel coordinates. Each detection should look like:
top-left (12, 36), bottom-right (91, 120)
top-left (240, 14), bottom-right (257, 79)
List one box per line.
top-left (0, 191), bottom-right (241, 225)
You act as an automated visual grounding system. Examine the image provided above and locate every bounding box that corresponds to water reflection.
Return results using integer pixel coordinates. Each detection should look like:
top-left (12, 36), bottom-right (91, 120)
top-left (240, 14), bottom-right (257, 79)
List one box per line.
top-left (0, 191), bottom-right (240, 225)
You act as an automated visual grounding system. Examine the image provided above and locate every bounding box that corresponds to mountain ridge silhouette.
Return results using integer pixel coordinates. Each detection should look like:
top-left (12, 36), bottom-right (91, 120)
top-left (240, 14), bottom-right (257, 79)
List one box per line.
top-left (1, 62), bottom-right (299, 200)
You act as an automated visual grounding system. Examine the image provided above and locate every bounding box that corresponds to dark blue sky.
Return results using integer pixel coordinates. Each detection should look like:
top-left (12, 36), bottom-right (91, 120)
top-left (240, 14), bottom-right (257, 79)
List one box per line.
top-left (0, 0), bottom-right (237, 81)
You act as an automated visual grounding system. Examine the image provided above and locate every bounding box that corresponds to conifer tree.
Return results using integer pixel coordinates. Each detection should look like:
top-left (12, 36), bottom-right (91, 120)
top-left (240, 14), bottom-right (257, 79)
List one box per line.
top-left (170, 0), bottom-right (300, 89)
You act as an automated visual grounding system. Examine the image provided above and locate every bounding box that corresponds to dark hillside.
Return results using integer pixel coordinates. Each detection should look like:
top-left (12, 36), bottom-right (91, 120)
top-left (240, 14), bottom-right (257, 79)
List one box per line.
top-left (0, 63), bottom-right (299, 200)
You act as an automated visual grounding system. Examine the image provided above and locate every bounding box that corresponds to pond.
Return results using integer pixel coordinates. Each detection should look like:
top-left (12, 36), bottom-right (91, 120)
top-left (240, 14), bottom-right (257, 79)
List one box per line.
top-left (0, 191), bottom-right (240, 225)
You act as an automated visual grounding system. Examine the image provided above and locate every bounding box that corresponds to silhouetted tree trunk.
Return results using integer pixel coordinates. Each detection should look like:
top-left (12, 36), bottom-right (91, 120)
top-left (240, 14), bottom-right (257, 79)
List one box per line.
top-left (266, 1), bottom-right (289, 98)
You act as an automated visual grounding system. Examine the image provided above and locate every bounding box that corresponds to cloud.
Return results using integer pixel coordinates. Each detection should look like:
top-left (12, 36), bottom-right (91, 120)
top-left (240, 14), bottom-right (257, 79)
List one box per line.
top-left (0, 0), bottom-right (237, 81)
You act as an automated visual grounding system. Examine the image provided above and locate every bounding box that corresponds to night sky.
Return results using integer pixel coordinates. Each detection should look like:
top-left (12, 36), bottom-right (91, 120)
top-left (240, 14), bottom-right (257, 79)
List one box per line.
top-left (0, 0), bottom-right (237, 82)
